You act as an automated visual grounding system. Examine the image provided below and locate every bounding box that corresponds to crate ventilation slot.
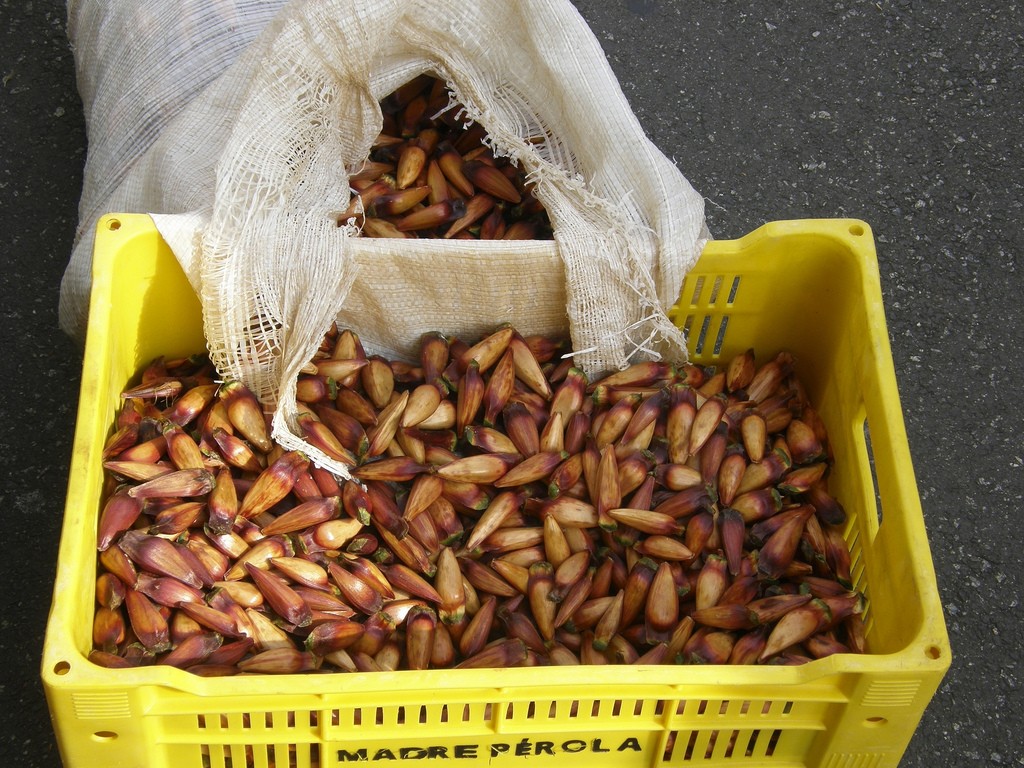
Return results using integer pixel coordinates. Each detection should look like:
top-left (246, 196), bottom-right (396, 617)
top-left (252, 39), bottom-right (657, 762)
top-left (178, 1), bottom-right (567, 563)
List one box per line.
top-left (663, 728), bottom-right (782, 762)
top-left (687, 275), bottom-right (741, 308)
top-left (501, 698), bottom-right (652, 721)
top-left (679, 274), bottom-right (741, 358)
top-left (201, 742), bottom-right (319, 768)
top-left (341, 702), bottom-right (489, 727)
top-left (678, 698), bottom-right (787, 717)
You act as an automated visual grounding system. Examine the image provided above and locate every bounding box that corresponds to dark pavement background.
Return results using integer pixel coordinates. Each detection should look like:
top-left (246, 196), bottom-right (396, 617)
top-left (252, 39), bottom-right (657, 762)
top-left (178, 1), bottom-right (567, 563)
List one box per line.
top-left (2, 1), bottom-right (1021, 766)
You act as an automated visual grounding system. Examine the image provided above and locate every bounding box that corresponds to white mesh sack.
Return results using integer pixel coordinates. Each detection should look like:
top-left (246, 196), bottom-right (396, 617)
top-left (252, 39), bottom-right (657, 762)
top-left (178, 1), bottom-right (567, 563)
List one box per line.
top-left (61, 0), bottom-right (290, 334)
top-left (60, 0), bottom-right (710, 479)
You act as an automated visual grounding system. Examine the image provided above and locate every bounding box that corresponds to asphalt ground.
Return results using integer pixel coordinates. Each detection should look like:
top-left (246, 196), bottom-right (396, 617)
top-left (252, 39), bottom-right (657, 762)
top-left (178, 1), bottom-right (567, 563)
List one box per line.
top-left (2, 2), bottom-right (1021, 766)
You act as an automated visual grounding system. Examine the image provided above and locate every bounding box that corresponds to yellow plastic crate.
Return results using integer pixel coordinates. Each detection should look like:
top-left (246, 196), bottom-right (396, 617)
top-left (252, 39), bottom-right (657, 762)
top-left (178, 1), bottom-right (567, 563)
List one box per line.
top-left (42, 213), bottom-right (949, 768)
